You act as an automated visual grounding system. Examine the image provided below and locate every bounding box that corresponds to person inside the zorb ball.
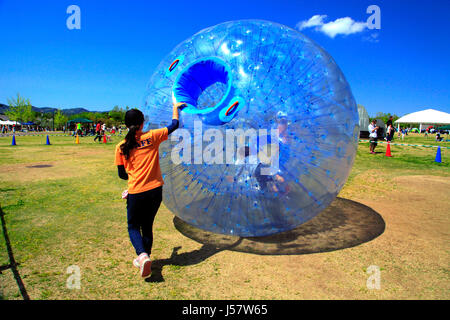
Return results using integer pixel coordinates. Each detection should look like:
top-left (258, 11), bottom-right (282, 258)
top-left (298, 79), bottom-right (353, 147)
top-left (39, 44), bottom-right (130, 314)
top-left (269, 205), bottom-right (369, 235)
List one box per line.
top-left (114, 102), bottom-right (186, 279)
top-left (254, 111), bottom-right (292, 197)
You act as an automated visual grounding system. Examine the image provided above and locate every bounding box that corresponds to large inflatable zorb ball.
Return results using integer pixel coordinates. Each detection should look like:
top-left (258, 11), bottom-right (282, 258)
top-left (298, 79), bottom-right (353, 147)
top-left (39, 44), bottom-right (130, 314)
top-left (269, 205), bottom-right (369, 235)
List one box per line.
top-left (142, 20), bottom-right (359, 237)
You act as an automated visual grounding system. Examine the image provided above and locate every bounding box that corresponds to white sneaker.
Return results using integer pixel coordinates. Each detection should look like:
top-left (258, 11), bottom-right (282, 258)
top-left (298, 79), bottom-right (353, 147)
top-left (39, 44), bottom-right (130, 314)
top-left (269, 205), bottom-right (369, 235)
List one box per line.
top-left (140, 257), bottom-right (152, 278)
top-left (134, 253), bottom-right (152, 278)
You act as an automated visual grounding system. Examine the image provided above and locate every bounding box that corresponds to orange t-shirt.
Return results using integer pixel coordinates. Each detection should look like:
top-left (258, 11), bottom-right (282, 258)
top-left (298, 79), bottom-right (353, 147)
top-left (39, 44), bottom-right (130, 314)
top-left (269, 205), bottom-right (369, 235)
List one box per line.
top-left (115, 128), bottom-right (168, 194)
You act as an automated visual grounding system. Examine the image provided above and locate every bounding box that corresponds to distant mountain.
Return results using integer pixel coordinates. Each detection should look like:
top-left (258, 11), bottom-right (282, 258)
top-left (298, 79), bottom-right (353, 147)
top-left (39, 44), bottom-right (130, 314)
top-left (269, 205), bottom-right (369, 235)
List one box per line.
top-left (0, 103), bottom-right (96, 115)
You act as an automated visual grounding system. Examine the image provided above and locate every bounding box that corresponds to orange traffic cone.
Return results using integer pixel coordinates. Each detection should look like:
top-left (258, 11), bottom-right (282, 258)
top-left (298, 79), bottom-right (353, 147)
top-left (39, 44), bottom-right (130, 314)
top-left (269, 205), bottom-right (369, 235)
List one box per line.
top-left (75, 134), bottom-right (80, 144)
top-left (103, 134), bottom-right (107, 144)
top-left (385, 141), bottom-right (392, 157)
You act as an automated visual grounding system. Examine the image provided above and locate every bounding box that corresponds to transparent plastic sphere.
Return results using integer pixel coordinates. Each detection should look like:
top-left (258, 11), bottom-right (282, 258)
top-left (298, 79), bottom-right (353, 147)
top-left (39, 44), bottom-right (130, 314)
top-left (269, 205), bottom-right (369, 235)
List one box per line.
top-left (142, 20), bottom-right (359, 237)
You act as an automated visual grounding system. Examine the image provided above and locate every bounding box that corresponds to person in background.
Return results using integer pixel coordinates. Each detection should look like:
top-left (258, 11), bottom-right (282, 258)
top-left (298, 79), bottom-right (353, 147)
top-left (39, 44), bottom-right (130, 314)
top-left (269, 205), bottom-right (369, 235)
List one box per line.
top-left (76, 122), bottom-right (82, 136)
top-left (386, 124), bottom-right (394, 142)
top-left (386, 116), bottom-right (393, 129)
top-left (101, 123), bottom-right (106, 139)
top-left (368, 119), bottom-right (379, 154)
top-left (94, 121), bottom-right (102, 142)
top-left (386, 116), bottom-right (395, 141)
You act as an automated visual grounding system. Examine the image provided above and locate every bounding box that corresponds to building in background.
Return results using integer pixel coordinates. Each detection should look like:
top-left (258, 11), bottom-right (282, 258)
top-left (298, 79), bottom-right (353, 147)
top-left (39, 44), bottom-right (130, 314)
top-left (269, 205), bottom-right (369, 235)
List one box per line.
top-left (357, 104), bottom-right (370, 138)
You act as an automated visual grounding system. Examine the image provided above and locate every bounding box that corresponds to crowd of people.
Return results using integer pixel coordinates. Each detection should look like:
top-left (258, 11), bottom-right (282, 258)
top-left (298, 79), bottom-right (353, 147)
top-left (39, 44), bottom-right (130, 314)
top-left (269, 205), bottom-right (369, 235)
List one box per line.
top-left (368, 116), bottom-right (398, 154)
top-left (1, 121), bottom-right (125, 137)
top-left (385, 116), bottom-right (414, 141)
top-left (1, 124), bottom-right (52, 134)
top-left (1, 124), bottom-right (17, 134)
top-left (368, 115), bottom-right (447, 154)
top-left (71, 121), bottom-right (123, 140)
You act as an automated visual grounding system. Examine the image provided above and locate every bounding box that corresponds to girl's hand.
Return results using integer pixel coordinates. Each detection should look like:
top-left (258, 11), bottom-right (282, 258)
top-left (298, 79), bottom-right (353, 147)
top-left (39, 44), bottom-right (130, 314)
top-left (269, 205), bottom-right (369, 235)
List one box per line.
top-left (122, 190), bottom-right (129, 199)
top-left (172, 102), bottom-right (186, 121)
top-left (174, 102), bottom-right (187, 109)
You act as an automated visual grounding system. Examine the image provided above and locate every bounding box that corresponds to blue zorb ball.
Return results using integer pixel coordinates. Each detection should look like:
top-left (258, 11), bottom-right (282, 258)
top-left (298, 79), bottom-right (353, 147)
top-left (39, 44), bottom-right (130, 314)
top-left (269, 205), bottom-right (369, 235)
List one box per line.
top-left (142, 20), bottom-right (359, 237)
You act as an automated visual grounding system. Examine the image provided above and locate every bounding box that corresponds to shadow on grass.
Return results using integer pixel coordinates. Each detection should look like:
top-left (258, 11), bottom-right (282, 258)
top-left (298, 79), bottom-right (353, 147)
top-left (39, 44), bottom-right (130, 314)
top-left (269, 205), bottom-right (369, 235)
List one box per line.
top-left (148, 198), bottom-right (385, 282)
top-left (147, 240), bottom-right (243, 283)
top-left (0, 206), bottom-right (29, 300)
top-left (174, 197), bottom-right (385, 255)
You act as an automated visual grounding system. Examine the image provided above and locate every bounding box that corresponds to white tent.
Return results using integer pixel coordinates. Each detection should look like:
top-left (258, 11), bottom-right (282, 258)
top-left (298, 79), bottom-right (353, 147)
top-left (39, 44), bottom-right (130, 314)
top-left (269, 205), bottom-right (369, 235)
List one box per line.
top-left (394, 108), bottom-right (450, 131)
top-left (0, 120), bottom-right (21, 125)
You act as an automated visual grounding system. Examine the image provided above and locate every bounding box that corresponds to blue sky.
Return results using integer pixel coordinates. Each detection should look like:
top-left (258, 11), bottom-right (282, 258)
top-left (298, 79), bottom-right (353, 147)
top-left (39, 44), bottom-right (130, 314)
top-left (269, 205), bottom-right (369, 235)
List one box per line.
top-left (0, 0), bottom-right (449, 117)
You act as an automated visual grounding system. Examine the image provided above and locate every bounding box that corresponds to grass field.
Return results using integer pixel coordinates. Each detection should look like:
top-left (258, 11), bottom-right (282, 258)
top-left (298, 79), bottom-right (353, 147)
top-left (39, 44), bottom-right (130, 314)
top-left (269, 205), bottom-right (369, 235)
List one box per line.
top-left (0, 132), bottom-right (449, 300)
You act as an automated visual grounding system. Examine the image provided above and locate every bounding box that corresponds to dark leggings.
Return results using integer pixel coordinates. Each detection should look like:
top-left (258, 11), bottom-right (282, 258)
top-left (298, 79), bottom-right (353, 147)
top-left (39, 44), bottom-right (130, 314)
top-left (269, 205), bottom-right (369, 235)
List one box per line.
top-left (126, 186), bottom-right (162, 256)
top-left (94, 132), bottom-right (102, 141)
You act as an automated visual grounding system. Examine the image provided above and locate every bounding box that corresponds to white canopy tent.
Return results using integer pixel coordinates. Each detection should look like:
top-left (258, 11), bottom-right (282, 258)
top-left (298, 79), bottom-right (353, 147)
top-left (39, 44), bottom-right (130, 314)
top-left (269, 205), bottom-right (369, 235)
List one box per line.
top-left (0, 120), bottom-right (21, 125)
top-left (394, 109), bottom-right (450, 131)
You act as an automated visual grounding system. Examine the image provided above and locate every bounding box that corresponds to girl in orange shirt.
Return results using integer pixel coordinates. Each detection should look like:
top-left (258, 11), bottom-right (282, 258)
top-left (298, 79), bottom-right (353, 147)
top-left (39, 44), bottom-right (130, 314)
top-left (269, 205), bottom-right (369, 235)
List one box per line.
top-left (115, 102), bottom-right (185, 278)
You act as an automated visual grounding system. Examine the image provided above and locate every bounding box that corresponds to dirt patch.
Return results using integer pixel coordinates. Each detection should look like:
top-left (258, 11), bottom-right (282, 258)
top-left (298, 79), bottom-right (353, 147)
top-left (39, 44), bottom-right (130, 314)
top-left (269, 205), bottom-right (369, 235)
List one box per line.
top-left (0, 161), bottom-right (83, 182)
top-left (341, 174), bottom-right (450, 299)
top-left (393, 174), bottom-right (450, 190)
top-left (76, 150), bottom-right (105, 157)
top-left (25, 164), bottom-right (53, 168)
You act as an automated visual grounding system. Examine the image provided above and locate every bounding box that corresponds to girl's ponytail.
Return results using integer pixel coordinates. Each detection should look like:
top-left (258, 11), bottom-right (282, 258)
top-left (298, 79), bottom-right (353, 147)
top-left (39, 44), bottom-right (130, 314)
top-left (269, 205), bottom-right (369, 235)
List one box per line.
top-left (120, 109), bottom-right (144, 160)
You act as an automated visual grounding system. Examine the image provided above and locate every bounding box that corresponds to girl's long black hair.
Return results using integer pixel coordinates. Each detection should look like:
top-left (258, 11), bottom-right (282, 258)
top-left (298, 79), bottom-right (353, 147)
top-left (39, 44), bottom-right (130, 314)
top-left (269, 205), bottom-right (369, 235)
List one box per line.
top-left (120, 109), bottom-right (144, 160)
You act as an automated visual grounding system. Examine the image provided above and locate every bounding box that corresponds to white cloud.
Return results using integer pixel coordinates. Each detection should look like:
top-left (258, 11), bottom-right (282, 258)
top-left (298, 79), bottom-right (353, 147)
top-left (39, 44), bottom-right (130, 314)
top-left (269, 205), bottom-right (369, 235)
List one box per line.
top-left (296, 15), bottom-right (327, 30)
top-left (297, 15), bottom-right (368, 38)
top-left (321, 17), bottom-right (367, 38)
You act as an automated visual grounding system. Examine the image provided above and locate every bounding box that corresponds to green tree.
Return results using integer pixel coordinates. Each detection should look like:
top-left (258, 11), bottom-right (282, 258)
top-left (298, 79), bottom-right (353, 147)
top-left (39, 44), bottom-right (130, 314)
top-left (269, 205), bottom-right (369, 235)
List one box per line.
top-left (108, 105), bottom-right (126, 124)
top-left (44, 112), bottom-right (53, 127)
top-left (105, 118), bottom-right (114, 127)
top-left (6, 93), bottom-right (35, 123)
top-left (54, 110), bottom-right (69, 130)
top-left (370, 112), bottom-right (399, 124)
top-left (70, 111), bottom-right (107, 122)
top-left (65, 107), bottom-right (127, 128)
